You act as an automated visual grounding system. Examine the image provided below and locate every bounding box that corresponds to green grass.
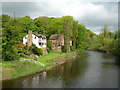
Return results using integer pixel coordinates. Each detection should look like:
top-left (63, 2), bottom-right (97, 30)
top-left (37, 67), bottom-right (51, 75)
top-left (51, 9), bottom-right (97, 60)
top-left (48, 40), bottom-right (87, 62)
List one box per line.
top-left (2, 52), bottom-right (68, 79)
top-left (38, 53), bottom-right (66, 66)
top-left (2, 60), bottom-right (44, 79)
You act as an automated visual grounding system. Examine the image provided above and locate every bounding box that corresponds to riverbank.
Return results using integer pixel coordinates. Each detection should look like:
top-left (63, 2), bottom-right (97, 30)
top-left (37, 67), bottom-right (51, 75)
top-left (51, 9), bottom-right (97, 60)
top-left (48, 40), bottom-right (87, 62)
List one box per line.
top-left (2, 51), bottom-right (77, 80)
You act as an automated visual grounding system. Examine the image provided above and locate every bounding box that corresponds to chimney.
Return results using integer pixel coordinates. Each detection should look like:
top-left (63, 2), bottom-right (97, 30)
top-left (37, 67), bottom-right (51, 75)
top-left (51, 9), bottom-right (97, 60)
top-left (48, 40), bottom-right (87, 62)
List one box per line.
top-left (27, 30), bottom-right (32, 47)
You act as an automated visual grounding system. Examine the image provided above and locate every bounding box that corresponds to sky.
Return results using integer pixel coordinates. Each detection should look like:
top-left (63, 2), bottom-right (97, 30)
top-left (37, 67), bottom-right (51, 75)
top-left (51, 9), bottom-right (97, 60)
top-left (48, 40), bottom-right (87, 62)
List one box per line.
top-left (1, 0), bottom-right (119, 34)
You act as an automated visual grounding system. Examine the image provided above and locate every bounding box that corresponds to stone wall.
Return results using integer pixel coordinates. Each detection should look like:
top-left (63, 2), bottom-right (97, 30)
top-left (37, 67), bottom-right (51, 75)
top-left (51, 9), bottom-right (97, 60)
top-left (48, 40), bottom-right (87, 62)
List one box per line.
top-left (52, 46), bottom-right (62, 53)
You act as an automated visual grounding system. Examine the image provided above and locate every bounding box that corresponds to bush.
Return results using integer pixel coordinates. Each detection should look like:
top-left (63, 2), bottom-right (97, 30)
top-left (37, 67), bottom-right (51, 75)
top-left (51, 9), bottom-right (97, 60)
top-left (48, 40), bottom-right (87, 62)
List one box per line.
top-left (18, 47), bottom-right (23, 53)
top-left (29, 44), bottom-right (43, 56)
top-left (23, 50), bottom-right (32, 55)
top-left (46, 47), bottom-right (51, 53)
top-left (47, 40), bottom-right (52, 53)
top-left (24, 45), bottom-right (29, 50)
top-left (33, 48), bottom-right (43, 56)
top-left (19, 53), bottom-right (25, 57)
top-left (38, 48), bottom-right (43, 55)
top-left (2, 45), bottom-right (20, 61)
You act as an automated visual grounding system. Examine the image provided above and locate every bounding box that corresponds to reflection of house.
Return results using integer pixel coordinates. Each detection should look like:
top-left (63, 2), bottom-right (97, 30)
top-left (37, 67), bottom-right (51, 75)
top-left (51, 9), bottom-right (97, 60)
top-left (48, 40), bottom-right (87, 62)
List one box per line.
top-left (49, 34), bottom-right (72, 52)
top-left (23, 30), bottom-right (48, 54)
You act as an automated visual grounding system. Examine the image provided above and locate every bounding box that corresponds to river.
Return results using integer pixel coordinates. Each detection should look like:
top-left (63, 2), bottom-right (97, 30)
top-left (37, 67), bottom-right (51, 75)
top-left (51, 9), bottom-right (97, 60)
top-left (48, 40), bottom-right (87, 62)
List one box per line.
top-left (2, 51), bottom-right (118, 88)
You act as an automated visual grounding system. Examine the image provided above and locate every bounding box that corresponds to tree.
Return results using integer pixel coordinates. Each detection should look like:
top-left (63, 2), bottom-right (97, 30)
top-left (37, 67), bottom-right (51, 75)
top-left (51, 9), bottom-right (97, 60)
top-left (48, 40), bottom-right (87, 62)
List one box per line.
top-left (2, 18), bottom-right (24, 60)
top-left (63, 16), bottom-right (73, 52)
top-left (2, 14), bottom-right (10, 28)
top-left (72, 21), bottom-right (78, 50)
top-left (34, 16), bottom-right (50, 36)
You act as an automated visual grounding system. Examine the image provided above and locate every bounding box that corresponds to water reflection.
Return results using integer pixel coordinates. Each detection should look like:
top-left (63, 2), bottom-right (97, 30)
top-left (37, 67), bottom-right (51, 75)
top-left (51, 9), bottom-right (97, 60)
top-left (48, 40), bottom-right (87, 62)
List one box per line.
top-left (2, 51), bottom-right (118, 88)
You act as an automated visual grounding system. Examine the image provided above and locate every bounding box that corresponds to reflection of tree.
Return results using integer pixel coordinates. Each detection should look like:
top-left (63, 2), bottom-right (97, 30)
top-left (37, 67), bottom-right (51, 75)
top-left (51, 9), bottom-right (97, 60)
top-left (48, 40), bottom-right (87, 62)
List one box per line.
top-left (47, 55), bottom-right (88, 86)
top-left (2, 55), bottom-right (88, 88)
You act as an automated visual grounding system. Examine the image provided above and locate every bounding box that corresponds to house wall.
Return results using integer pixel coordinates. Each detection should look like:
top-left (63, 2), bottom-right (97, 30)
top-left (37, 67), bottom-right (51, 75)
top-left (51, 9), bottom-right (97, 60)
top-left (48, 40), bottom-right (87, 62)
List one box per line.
top-left (32, 34), bottom-right (47, 48)
top-left (23, 34), bottom-right (47, 48)
top-left (23, 35), bottom-right (28, 45)
top-left (58, 35), bottom-right (64, 46)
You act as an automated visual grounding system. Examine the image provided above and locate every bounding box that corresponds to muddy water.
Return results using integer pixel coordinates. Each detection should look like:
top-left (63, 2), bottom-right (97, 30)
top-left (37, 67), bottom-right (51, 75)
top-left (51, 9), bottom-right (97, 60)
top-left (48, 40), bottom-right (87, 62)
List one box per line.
top-left (2, 51), bottom-right (118, 88)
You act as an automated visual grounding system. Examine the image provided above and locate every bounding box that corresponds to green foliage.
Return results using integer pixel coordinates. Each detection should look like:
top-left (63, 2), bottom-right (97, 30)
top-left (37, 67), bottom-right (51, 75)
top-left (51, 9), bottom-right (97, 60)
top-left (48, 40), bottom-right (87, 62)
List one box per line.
top-left (63, 16), bottom-right (74, 52)
top-left (38, 48), bottom-right (43, 55)
top-left (19, 53), bottom-right (25, 57)
top-left (2, 18), bottom-right (24, 61)
top-left (47, 40), bottom-right (52, 53)
top-left (4, 14), bottom-right (118, 60)
top-left (29, 44), bottom-right (43, 55)
top-left (23, 50), bottom-right (32, 56)
top-left (2, 45), bottom-right (20, 61)
top-left (89, 25), bottom-right (119, 56)
top-left (46, 47), bottom-right (51, 53)
top-left (2, 52), bottom-right (68, 79)
top-left (112, 30), bottom-right (120, 56)
top-left (2, 14), bottom-right (10, 27)
top-left (18, 47), bottom-right (23, 53)
top-left (24, 45), bottom-right (29, 50)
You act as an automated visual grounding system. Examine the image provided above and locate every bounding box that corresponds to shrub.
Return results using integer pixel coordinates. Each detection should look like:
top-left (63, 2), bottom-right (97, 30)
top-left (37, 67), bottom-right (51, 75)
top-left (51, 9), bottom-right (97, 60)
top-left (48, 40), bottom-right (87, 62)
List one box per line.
top-left (19, 53), bottom-right (25, 57)
top-left (47, 40), bottom-right (52, 53)
top-left (18, 47), bottom-right (23, 53)
top-left (24, 45), bottom-right (29, 50)
top-left (46, 47), bottom-right (51, 53)
top-left (29, 44), bottom-right (35, 51)
top-left (2, 45), bottom-right (20, 61)
top-left (33, 48), bottom-right (43, 56)
top-left (29, 44), bottom-right (43, 55)
top-left (38, 48), bottom-right (43, 55)
top-left (23, 50), bottom-right (32, 55)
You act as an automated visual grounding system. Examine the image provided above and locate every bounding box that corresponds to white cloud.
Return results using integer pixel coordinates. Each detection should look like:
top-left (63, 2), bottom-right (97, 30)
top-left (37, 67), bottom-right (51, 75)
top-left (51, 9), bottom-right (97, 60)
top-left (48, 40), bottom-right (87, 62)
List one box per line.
top-left (2, 1), bottom-right (118, 34)
top-left (2, 0), bottom-right (120, 2)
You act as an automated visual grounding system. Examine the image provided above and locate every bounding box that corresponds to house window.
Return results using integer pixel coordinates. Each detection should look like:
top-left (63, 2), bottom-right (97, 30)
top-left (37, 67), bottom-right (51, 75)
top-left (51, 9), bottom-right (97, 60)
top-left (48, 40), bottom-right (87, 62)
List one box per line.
top-left (39, 42), bottom-right (42, 46)
top-left (58, 43), bottom-right (61, 46)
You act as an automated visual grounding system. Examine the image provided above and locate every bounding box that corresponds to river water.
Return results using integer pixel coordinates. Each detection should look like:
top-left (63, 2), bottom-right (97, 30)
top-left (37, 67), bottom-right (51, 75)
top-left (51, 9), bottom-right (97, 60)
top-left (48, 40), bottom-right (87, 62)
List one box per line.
top-left (2, 51), bottom-right (118, 88)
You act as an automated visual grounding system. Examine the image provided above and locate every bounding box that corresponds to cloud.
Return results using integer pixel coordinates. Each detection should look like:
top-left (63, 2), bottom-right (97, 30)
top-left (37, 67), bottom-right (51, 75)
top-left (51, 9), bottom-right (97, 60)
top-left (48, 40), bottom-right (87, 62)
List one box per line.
top-left (2, 1), bottom-right (118, 34)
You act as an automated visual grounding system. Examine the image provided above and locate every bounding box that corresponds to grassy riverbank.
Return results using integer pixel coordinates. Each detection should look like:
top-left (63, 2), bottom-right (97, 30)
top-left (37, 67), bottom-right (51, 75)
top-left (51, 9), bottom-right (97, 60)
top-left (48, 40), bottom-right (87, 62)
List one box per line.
top-left (2, 52), bottom-right (77, 80)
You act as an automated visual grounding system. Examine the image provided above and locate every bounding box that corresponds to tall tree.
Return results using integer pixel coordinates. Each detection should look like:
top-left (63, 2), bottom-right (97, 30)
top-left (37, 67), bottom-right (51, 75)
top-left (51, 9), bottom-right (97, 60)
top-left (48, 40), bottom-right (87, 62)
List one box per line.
top-left (2, 18), bottom-right (23, 61)
top-left (63, 16), bottom-right (73, 52)
top-left (72, 21), bottom-right (78, 50)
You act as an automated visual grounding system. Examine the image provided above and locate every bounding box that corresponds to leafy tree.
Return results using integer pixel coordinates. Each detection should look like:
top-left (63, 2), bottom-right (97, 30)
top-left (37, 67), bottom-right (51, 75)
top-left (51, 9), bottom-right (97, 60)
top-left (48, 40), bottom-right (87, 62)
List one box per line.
top-left (34, 16), bottom-right (50, 36)
top-left (2, 14), bottom-right (10, 28)
top-left (63, 16), bottom-right (74, 52)
top-left (72, 21), bottom-right (78, 50)
top-left (2, 18), bottom-right (24, 60)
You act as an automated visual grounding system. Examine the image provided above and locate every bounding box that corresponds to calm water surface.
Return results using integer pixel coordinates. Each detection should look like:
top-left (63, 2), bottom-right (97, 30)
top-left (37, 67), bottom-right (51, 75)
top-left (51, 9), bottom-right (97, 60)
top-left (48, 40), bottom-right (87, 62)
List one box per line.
top-left (2, 51), bottom-right (118, 88)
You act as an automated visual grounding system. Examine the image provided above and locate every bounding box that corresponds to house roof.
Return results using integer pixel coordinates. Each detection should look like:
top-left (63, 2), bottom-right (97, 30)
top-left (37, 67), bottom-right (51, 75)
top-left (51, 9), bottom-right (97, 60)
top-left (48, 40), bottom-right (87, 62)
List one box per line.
top-left (33, 33), bottom-right (46, 37)
top-left (49, 34), bottom-right (63, 40)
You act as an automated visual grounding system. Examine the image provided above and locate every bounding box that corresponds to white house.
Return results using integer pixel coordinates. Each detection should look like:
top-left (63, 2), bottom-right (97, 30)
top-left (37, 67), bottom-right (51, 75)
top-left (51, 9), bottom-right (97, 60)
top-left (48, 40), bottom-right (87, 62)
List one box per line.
top-left (23, 30), bottom-right (47, 48)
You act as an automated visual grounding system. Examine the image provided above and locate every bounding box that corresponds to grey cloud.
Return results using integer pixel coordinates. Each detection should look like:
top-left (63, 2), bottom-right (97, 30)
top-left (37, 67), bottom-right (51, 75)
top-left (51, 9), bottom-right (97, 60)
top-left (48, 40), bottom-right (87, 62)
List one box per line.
top-left (2, 2), bottom-right (118, 34)
top-left (2, 2), bottom-right (43, 17)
